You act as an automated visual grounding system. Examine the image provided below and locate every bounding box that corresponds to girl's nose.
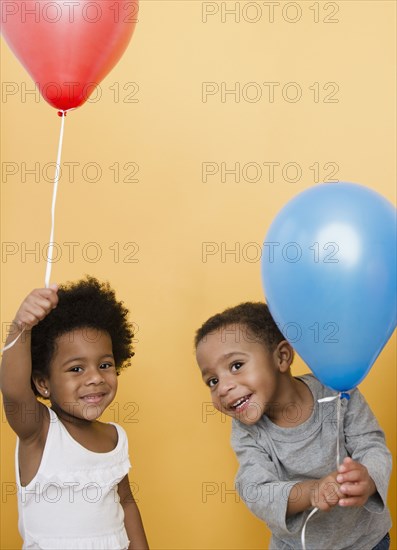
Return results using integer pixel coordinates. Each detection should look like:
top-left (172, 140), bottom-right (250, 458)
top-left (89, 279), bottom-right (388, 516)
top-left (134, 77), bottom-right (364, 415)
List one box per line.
top-left (85, 367), bottom-right (105, 385)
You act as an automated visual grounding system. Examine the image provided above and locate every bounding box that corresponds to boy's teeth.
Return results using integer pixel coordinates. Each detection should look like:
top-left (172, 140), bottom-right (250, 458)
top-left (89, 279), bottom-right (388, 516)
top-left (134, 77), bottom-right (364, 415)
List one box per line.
top-left (233, 396), bottom-right (249, 409)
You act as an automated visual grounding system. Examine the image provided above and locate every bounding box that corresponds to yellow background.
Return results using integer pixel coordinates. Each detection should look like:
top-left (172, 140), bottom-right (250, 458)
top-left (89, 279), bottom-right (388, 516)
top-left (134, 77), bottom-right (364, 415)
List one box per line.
top-left (1, 1), bottom-right (396, 549)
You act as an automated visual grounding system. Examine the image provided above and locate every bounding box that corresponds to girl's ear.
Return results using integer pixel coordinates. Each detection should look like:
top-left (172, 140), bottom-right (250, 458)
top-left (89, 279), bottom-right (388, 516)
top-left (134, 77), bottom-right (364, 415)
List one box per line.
top-left (273, 340), bottom-right (294, 373)
top-left (32, 376), bottom-right (50, 399)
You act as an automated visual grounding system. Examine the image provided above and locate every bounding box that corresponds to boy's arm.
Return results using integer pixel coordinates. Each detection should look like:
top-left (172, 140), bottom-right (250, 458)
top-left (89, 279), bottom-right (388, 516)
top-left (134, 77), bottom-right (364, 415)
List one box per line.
top-left (0, 287), bottom-right (58, 440)
top-left (118, 474), bottom-right (149, 550)
top-left (342, 388), bottom-right (392, 512)
top-left (231, 422), bottom-right (312, 538)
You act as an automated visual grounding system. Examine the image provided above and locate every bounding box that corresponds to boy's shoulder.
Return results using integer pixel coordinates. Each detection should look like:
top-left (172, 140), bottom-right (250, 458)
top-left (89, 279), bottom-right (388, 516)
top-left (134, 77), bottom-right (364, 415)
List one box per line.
top-left (296, 372), bottom-right (336, 399)
top-left (298, 373), bottom-right (362, 403)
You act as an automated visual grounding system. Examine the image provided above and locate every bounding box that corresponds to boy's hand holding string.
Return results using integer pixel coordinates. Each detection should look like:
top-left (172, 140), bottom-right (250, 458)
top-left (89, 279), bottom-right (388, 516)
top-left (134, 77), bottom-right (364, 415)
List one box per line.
top-left (287, 456), bottom-right (377, 515)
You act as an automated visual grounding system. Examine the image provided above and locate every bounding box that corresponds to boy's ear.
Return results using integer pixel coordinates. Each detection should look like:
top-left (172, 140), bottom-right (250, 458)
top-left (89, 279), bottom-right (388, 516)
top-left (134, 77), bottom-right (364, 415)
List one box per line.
top-left (273, 340), bottom-right (294, 372)
top-left (32, 376), bottom-right (50, 399)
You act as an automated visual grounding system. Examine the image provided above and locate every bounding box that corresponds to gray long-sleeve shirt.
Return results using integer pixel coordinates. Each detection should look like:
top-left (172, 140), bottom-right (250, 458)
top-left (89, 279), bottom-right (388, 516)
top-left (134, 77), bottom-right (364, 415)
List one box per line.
top-left (231, 374), bottom-right (392, 550)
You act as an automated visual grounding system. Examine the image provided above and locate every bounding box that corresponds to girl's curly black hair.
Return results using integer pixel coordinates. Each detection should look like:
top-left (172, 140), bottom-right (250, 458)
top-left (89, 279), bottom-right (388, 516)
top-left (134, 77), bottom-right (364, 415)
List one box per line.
top-left (31, 276), bottom-right (134, 396)
top-left (195, 302), bottom-right (285, 351)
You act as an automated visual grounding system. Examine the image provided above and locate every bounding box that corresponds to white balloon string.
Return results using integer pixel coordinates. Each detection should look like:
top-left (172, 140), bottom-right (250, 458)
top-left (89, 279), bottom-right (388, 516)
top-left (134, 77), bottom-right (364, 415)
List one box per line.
top-left (301, 507), bottom-right (318, 550)
top-left (45, 111), bottom-right (66, 288)
top-left (1, 111), bottom-right (66, 355)
top-left (300, 392), bottom-right (349, 550)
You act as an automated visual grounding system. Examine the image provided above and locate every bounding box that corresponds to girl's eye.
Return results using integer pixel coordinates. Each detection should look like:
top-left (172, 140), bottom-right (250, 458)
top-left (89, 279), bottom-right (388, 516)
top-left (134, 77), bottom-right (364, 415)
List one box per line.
top-left (231, 362), bottom-right (243, 372)
top-left (207, 378), bottom-right (218, 388)
top-left (100, 362), bottom-right (114, 369)
top-left (69, 366), bottom-right (83, 373)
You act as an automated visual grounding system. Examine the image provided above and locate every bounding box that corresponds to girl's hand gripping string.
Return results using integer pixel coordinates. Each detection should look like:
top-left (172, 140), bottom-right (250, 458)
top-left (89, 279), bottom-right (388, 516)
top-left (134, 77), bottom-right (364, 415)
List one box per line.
top-left (2, 286), bottom-right (59, 353)
top-left (13, 286), bottom-right (59, 330)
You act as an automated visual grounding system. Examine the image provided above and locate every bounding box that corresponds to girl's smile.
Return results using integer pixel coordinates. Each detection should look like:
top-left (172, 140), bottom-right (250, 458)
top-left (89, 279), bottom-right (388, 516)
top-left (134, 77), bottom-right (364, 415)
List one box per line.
top-left (38, 327), bottom-right (118, 423)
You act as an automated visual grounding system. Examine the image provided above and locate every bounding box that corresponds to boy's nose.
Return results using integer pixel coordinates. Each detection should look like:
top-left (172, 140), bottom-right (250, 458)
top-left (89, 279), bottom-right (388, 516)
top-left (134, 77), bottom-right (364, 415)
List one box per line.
top-left (217, 377), bottom-right (236, 397)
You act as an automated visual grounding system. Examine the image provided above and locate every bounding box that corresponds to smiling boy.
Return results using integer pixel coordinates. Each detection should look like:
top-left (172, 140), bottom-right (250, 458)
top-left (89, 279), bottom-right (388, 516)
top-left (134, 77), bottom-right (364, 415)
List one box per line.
top-left (195, 302), bottom-right (392, 550)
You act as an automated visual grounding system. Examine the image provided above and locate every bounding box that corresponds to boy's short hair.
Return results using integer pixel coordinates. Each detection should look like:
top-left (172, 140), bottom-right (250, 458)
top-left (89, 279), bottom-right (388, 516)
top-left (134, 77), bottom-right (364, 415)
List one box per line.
top-left (31, 276), bottom-right (134, 395)
top-left (195, 302), bottom-right (285, 351)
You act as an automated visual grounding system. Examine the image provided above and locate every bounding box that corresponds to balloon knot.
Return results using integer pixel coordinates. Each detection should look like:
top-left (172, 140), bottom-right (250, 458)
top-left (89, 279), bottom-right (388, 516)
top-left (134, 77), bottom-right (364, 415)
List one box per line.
top-left (57, 110), bottom-right (66, 117)
top-left (340, 392), bottom-right (350, 400)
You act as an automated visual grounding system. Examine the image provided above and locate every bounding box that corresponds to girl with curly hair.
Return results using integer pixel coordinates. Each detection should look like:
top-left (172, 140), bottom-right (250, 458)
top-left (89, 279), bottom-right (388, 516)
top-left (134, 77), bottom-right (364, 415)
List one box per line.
top-left (1, 277), bottom-right (148, 550)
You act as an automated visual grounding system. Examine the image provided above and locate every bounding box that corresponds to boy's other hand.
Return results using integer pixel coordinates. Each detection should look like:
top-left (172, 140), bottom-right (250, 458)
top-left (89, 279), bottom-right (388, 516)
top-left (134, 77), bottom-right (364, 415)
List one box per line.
top-left (310, 472), bottom-right (345, 512)
top-left (336, 457), bottom-right (376, 507)
top-left (14, 286), bottom-right (59, 330)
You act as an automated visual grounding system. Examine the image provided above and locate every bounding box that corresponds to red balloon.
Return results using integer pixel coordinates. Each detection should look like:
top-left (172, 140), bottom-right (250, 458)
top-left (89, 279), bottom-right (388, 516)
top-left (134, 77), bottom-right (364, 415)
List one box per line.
top-left (1, 0), bottom-right (138, 111)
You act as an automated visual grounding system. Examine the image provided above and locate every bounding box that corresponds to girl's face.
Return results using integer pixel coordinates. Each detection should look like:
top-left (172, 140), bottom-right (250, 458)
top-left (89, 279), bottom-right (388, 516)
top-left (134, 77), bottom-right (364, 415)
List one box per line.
top-left (40, 328), bottom-right (118, 423)
top-left (196, 324), bottom-right (290, 425)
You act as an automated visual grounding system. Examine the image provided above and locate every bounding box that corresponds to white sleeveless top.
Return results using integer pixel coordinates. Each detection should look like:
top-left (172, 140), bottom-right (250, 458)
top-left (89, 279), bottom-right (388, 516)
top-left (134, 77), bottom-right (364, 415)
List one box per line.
top-left (15, 407), bottom-right (131, 549)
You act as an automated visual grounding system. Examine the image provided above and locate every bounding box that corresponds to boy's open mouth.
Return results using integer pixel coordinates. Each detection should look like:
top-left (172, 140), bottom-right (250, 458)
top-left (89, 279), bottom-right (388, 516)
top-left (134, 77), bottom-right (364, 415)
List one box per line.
top-left (230, 394), bottom-right (252, 411)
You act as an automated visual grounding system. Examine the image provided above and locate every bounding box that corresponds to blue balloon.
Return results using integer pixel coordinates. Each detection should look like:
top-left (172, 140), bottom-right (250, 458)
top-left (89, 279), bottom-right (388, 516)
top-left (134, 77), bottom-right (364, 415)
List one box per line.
top-left (261, 182), bottom-right (396, 391)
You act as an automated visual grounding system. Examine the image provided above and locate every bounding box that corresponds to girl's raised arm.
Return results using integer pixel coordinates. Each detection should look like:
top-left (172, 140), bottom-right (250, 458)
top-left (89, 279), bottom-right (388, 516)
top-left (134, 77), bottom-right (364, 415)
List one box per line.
top-left (0, 287), bottom-right (58, 440)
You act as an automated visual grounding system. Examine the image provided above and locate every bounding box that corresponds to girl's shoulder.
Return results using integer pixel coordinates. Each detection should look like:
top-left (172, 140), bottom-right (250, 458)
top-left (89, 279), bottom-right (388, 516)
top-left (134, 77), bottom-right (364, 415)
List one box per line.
top-left (95, 421), bottom-right (128, 452)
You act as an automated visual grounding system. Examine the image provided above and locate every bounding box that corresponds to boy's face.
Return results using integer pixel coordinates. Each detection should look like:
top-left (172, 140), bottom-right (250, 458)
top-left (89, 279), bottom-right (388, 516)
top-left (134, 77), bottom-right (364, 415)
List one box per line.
top-left (39, 328), bottom-right (118, 422)
top-left (196, 324), bottom-right (288, 425)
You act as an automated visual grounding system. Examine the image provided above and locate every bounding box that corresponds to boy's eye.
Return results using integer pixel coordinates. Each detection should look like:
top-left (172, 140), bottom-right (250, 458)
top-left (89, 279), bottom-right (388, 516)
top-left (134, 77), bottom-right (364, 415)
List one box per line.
top-left (231, 362), bottom-right (243, 372)
top-left (207, 378), bottom-right (218, 388)
top-left (100, 362), bottom-right (114, 369)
